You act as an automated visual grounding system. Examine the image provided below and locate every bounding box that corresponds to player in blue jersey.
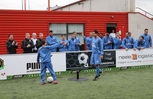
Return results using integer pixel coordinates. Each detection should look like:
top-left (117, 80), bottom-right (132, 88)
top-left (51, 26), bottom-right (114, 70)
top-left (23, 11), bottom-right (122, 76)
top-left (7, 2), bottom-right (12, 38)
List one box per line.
top-left (113, 32), bottom-right (122, 49)
top-left (140, 29), bottom-right (152, 48)
top-left (103, 33), bottom-right (113, 50)
top-left (37, 40), bottom-right (64, 85)
top-left (46, 30), bottom-right (58, 52)
top-left (82, 32), bottom-right (93, 50)
top-left (134, 36), bottom-right (147, 50)
top-left (122, 32), bottom-right (135, 51)
top-left (59, 35), bottom-right (69, 52)
top-left (73, 32), bottom-right (82, 51)
top-left (90, 30), bottom-right (104, 81)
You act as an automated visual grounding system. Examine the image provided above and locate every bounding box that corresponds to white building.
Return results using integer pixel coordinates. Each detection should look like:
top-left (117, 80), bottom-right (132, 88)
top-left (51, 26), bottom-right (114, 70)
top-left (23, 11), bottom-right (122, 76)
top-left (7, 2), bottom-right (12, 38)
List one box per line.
top-left (53, 0), bottom-right (153, 40)
top-left (53, 0), bottom-right (135, 12)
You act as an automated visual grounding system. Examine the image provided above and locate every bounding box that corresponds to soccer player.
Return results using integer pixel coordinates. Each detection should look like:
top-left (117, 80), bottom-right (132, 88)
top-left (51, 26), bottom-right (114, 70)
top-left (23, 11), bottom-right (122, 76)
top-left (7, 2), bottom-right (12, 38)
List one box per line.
top-left (82, 32), bottom-right (93, 50)
top-left (6, 34), bottom-right (18, 54)
top-left (68, 34), bottom-right (77, 51)
top-left (90, 30), bottom-right (103, 81)
top-left (59, 35), bottom-right (69, 52)
top-left (134, 36), bottom-right (146, 50)
top-left (122, 32), bottom-right (135, 51)
top-left (73, 32), bottom-right (82, 51)
top-left (37, 40), bottom-right (63, 85)
top-left (46, 30), bottom-right (58, 52)
top-left (140, 29), bottom-right (152, 48)
top-left (36, 33), bottom-right (44, 50)
top-left (113, 32), bottom-right (122, 49)
top-left (103, 33), bottom-right (113, 50)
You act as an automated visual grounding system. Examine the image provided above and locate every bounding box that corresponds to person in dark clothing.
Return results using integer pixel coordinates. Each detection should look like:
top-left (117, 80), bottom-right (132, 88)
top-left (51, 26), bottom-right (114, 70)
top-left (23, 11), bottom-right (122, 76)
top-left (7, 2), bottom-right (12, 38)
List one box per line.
top-left (36, 33), bottom-right (44, 50)
top-left (21, 33), bottom-right (34, 53)
top-left (6, 34), bottom-right (18, 54)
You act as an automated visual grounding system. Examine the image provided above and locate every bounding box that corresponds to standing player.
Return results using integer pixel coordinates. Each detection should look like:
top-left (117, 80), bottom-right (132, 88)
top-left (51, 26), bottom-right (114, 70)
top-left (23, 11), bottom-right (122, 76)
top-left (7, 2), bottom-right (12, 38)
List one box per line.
top-left (113, 32), bottom-right (122, 49)
top-left (122, 32), bottom-right (135, 51)
top-left (59, 35), bottom-right (69, 52)
top-left (37, 40), bottom-right (63, 85)
top-left (46, 30), bottom-right (58, 52)
top-left (82, 32), bottom-right (93, 50)
top-left (140, 29), bottom-right (152, 48)
top-left (73, 32), bottom-right (82, 51)
top-left (103, 33), bottom-right (113, 50)
top-left (90, 30), bottom-right (103, 81)
top-left (68, 34), bottom-right (77, 51)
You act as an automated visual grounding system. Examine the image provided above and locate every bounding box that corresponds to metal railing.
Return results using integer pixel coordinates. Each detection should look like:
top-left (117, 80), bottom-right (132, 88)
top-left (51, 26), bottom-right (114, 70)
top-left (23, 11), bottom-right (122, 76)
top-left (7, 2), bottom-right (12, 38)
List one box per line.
top-left (136, 7), bottom-right (153, 18)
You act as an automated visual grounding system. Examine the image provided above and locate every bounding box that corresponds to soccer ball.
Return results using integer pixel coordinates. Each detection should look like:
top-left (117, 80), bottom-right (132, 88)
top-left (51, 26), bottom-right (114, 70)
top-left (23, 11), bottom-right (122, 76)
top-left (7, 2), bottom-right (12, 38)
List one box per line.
top-left (78, 53), bottom-right (89, 67)
top-left (47, 76), bottom-right (53, 83)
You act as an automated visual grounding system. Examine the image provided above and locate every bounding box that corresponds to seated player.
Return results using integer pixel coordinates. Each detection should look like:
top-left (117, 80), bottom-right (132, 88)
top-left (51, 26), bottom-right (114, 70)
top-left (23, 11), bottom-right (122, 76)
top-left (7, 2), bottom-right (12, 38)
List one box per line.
top-left (113, 32), bottom-right (122, 49)
top-left (37, 40), bottom-right (64, 85)
top-left (134, 36), bottom-right (147, 50)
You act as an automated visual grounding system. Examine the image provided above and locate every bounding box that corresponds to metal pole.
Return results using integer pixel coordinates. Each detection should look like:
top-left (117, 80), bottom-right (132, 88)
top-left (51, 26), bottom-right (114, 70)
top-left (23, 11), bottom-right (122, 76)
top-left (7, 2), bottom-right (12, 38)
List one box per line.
top-left (48, 0), bottom-right (50, 11)
top-left (21, 0), bottom-right (23, 10)
top-left (28, 0), bottom-right (30, 10)
top-left (24, 0), bottom-right (26, 10)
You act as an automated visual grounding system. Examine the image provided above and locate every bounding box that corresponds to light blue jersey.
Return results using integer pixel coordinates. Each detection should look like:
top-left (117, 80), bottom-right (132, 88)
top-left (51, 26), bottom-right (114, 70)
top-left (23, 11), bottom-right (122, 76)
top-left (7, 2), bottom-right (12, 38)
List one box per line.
top-left (83, 36), bottom-right (93, 50)
top-left (140, 34), bottom-right (152, 48)
top-left (46, 35), bottom-right (58, 52)
top-left (122, 37), bottom-right (135, 49)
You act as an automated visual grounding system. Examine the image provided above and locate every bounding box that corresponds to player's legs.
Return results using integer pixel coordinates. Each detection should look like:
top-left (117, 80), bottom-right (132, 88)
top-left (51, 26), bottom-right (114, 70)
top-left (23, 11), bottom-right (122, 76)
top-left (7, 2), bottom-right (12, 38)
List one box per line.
top-left (40, 63), bottom-right (47, 84)
top-left (45, 62), bottom-right (57, 81)
top-left (93, 54), bottom-right (102, 81)
top-left (90, 54), bottom-right (94, 65)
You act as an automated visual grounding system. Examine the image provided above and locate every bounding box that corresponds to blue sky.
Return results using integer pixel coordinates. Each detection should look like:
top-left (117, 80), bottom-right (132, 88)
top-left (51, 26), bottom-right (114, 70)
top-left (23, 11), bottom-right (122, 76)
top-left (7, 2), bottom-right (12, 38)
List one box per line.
top-left (0, 0), bottom-right (153, 14)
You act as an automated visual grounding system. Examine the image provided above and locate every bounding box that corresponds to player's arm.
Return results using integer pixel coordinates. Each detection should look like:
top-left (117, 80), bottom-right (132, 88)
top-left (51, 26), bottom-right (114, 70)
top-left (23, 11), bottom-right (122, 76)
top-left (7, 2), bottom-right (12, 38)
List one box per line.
top-left (54, 36), bottom-right (58, 43)
top-left (113, 38), bottom-right (118, 44)
top-left (37, 51), bottom-right (40, 63)
top-left (103, 38), bottom-right (107, 46)
top-left (86, 38), bottom-right (91, 46)
top-left (66, 41), bottom-right (69, 50)
top-left (134, 40), bottom-right (140, 50)
top-left (98, 39), bottom-right (104, 57)
top-left (149, 35), bottom-right (152, 47)
top-left (132, 38), bottom-right (135, 48)
top-left (46, 42), bottom-right (63, 50)
top-left (122, 39), bottom-right (127, 49)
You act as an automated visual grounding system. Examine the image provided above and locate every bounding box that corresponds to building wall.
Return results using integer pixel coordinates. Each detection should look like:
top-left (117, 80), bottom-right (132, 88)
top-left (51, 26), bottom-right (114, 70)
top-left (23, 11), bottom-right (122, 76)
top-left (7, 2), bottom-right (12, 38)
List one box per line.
top-left (0, 10), bottom-right (128, 54)
top-left (57, 0), bottom-right (135, 12)
top-left (128, 13), bottom-right (153, 40)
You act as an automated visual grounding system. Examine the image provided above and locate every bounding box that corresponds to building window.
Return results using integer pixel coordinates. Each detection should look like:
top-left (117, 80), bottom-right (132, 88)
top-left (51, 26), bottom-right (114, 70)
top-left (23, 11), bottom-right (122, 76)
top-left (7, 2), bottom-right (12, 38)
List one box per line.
top-left (49, 23), bottom-right (84, 44)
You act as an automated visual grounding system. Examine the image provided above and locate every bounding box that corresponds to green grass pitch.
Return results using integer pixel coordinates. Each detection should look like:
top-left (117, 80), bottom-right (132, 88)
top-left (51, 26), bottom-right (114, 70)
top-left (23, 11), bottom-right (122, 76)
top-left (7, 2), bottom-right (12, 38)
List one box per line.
top-left (0, 68), bottom-right (153, 99)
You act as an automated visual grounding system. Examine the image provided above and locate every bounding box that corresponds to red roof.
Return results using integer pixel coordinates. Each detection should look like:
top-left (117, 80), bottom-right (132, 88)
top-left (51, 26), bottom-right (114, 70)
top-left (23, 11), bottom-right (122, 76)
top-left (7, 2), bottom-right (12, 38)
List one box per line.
top-left (52, 0), bottom-right (86, 11)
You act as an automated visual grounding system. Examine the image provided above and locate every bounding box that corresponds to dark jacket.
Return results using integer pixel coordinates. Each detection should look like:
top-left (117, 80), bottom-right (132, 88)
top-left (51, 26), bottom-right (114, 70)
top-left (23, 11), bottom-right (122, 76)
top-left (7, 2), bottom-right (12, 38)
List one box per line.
top-left (36, 39), bottom-right (44, 50)
top-left (6, 40), bottom-right (18, 54)
top-left (21, 38), bottom-right (34, 53)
